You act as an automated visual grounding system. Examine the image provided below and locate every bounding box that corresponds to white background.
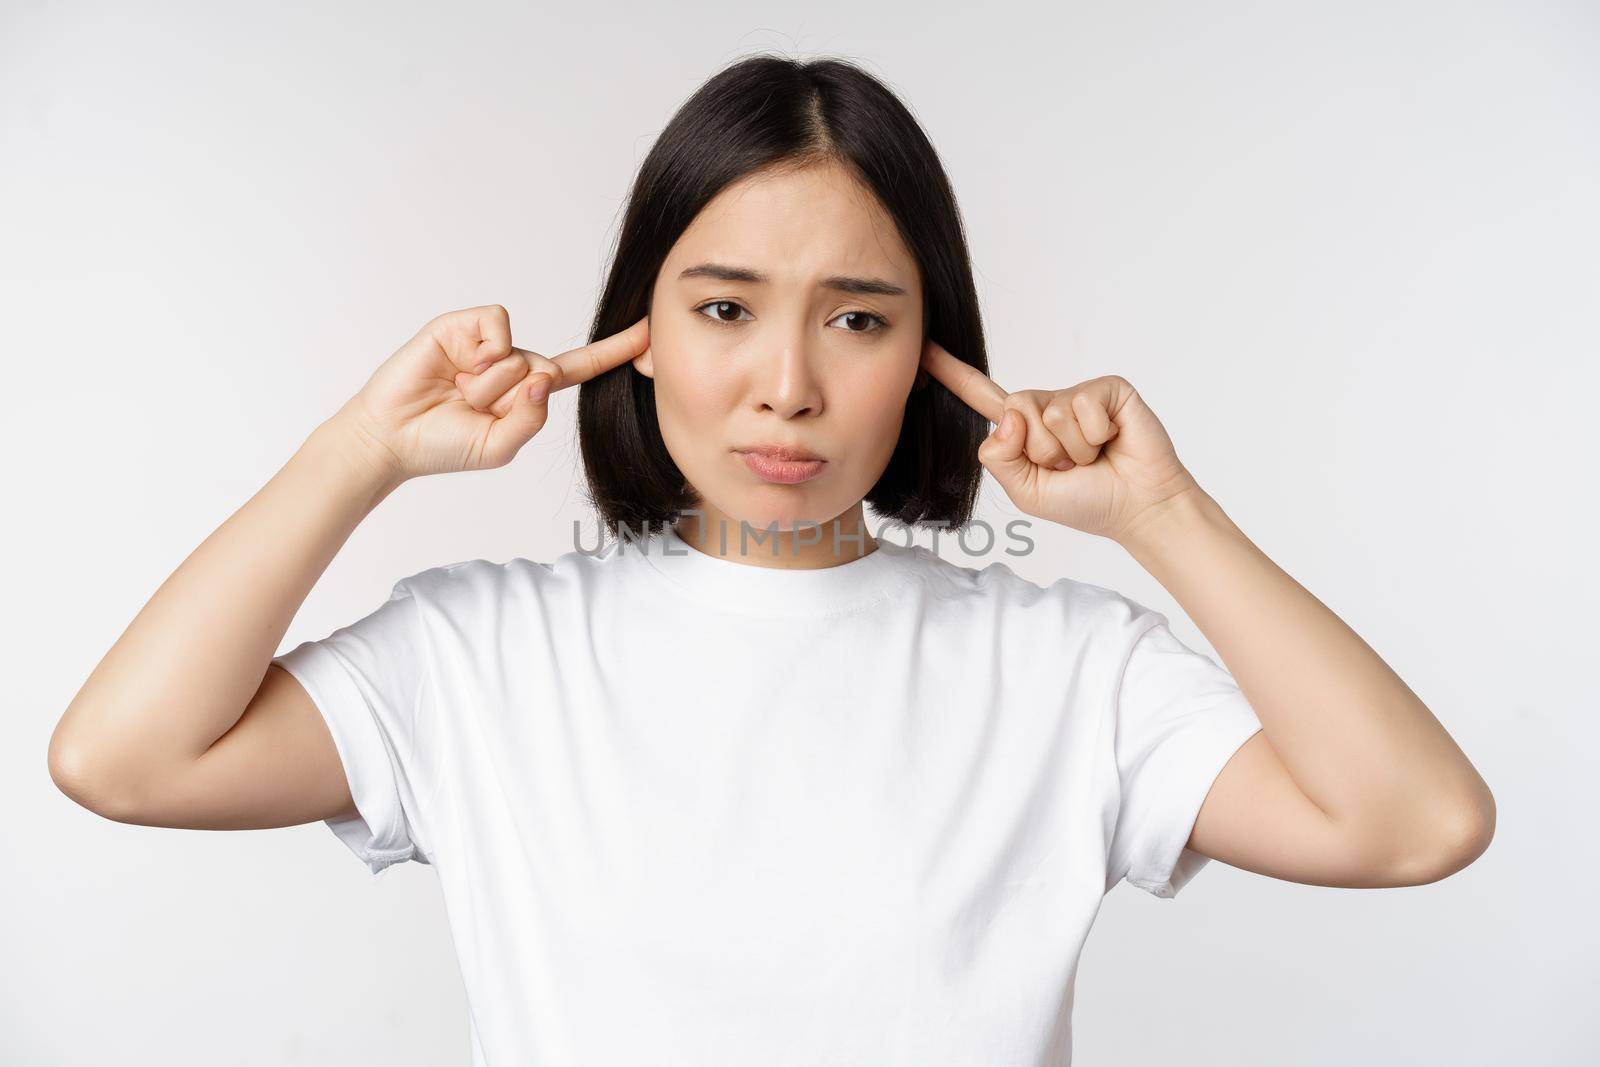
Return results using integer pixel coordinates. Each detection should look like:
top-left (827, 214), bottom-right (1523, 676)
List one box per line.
top-left (4, 1), bottom-right (1594, 1063)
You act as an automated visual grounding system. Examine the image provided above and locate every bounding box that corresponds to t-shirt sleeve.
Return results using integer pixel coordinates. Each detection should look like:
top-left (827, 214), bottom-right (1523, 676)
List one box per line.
top-left (271, 577), bottom-right (435, 876)
top-left (1105, 611), bottom-right (1264, 899)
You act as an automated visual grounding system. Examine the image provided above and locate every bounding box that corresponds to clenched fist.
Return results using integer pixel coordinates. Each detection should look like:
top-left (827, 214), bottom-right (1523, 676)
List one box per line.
top-left (330, 304), bottom-right (649, 483)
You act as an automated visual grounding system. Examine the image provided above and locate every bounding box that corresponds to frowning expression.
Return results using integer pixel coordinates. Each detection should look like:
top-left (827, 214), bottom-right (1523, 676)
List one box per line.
top-left (633, 159), bottom-right (925, 534)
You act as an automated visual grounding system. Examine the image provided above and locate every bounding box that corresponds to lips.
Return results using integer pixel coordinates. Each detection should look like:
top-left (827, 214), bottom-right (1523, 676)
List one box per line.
top-left (738, 445), bottom-right (824, 462)
top-left (736, 446), bottom-right (827, 484)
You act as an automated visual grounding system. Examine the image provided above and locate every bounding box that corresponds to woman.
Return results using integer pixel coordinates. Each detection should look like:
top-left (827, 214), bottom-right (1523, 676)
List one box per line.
top-left (50, 54), bottom-right (1494, 1065)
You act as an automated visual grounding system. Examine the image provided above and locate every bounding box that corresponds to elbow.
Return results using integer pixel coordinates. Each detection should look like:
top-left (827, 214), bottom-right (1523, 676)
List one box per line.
top-left (1391, 787), bottom-right (1497, 887)
top-left (47, 730), bottom-right (106, 813)
top-left (1445, 778), bottom-right (1498, 872)
top-left (48, 725), bottom-right (145, 823)
top-left (1457, 786), bottom-right (1497, 867)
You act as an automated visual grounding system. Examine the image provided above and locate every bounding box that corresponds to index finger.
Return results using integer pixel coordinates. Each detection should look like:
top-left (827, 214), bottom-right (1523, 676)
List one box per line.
top-left (539, 315), bottom-right (652, 390)
top-left (920, 337), bottom-right (1008, 424)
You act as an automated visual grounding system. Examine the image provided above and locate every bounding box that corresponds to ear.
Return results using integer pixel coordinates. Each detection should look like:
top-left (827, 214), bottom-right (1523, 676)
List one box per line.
top-left (633, 344), bottom-right (654, 379)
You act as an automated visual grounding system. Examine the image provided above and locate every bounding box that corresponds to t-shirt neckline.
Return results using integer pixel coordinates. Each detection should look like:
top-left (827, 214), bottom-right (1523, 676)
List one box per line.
top-left (627, 523), bottom-right (921, 618)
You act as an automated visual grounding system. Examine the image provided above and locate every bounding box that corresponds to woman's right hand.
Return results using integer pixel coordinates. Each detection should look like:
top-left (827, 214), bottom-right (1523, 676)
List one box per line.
top-left (330, 304), bottom-right (650, 483)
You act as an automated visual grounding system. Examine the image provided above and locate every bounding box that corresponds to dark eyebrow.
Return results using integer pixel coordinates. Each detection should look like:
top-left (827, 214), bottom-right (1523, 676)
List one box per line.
top-left (677, 261), bottom-right (908, 298)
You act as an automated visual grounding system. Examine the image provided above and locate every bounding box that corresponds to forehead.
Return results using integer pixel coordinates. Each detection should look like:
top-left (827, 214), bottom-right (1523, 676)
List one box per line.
top-left (664, 161), bottom-right (917, 288)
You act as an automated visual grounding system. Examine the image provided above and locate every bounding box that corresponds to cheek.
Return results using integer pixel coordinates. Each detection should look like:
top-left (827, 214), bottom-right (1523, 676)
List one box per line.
top-left (837, 372), bottom-right (912, 450)
top-left (654, 349), bottom-right (740, 425)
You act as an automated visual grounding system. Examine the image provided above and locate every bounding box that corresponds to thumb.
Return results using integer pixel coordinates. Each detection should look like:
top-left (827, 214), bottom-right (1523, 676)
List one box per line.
top-left (978, 409), bottom-right (1035, 497)
top-left (484, 372), bottom-right (555, 467)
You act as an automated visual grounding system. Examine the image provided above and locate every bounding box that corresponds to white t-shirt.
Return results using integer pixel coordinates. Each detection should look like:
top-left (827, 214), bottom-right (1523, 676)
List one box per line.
top-left (273, 523), bottom-right (1263, 1066)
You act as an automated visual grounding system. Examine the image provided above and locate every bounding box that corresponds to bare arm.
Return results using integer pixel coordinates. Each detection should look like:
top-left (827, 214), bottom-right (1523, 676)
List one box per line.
top-left (47, 406), bottom-right (406, 826)
top-left (47, 305), bottom-right (649, 833)
top-left (1117, 486), bottom-right (1496, 887)
top-left (917, 344), bottom-right (1495, 891)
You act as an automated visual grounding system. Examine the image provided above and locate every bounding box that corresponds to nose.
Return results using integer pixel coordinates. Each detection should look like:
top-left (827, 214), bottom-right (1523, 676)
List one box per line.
top-left (751, 326), bottom-right (824, 419)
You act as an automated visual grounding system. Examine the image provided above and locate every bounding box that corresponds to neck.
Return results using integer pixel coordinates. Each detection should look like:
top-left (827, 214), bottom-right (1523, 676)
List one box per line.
top-left (669, 503), bottom-right (878, 571)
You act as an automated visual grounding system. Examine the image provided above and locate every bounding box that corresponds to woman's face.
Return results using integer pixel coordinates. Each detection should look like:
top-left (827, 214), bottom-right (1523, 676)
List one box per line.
top-left (632, 159), bottom-right (924, 539)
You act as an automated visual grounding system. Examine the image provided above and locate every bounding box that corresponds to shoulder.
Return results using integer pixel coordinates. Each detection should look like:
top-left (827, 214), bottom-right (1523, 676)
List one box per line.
top-left (905, 543), bottom-right (1160, 635)
top-left (391, 542), bottom-right (627, 614)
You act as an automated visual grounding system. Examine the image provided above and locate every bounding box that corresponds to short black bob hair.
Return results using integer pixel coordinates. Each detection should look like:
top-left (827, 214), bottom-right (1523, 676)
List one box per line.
top-left (578, 53), bottom-right (991, 540)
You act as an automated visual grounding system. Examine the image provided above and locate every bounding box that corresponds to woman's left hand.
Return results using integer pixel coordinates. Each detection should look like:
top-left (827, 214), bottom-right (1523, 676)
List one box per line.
top-left (919, 338), bottom-right (1203, 541)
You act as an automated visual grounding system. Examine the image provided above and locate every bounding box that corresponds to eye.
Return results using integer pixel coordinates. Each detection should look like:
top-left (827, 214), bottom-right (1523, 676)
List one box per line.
top-left (826, 309), bottom-right (889, 335)
top-left (691, 300), bottom-right (889, 335)
top-left (693, 299), bottom-right (753, 325)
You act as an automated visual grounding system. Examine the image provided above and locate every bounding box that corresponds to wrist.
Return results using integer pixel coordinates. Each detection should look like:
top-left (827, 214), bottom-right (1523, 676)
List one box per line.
top-left (305, 408), bottom-right (410, 502)
top-left (1113, 483), bottom-right (1227, 559)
